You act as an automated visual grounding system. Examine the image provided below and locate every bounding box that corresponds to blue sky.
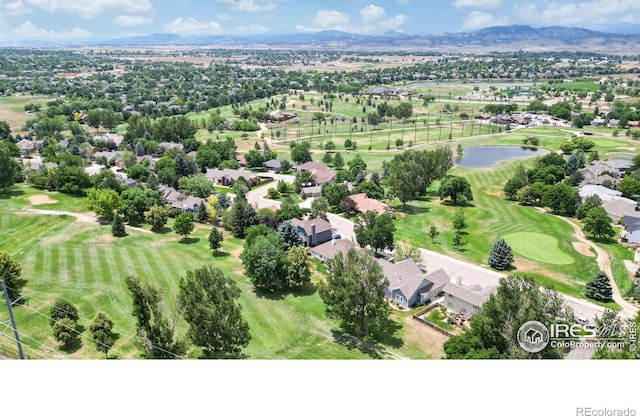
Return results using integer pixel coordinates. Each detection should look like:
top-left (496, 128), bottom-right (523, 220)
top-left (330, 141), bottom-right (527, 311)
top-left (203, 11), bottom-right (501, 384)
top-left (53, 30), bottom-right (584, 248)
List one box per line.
top-left (0, 0), bottom-right (639, 40)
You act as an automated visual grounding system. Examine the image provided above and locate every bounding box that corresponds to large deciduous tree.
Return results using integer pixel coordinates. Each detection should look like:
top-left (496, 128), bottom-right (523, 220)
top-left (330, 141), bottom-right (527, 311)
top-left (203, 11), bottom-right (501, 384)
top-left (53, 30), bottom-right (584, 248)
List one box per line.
top-left (0, 251), bottom-right (25, 303)
top-left (240, 233), bottom-right (286, 289)
top-left (444, 275), bottom-right (573, 359)
top-left (178, 265), bottom-right (250, 359)
top-left (87, 188), bottom-right (121, 221)
top-left (125, 275), bottom-right (187, 359)
top-left (285, 246), bottom-right (311, 289)
top-left (438, 176), bottom-right (473, 205)
top-left (319, 248), bottom-right (390, 335)
top-left (0, 145), bottom-right (20, 193)
top-left (173, 212), bottom-right (195, 240)
top-left (582, 207), bottom-right (615, 240)
top-left (145, 204), bottom-right (170, 232)
top-left (90, 312), bottom-right (115, 359)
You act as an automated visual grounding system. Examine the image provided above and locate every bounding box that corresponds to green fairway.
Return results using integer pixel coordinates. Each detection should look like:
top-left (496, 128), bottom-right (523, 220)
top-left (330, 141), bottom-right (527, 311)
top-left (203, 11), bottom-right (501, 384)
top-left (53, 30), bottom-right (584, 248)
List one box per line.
top-left (502, 232), bottom-right (574, 265)
top-left (0, 191), bottom-right (443, 359)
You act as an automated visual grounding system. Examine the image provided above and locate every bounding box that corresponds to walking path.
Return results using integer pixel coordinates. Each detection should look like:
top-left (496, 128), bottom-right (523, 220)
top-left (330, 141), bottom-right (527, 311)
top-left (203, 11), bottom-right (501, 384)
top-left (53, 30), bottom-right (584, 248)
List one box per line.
top-left (22, 208), bottom-right (153, 234)
top-left (550, 212), bottom-right (638, 317)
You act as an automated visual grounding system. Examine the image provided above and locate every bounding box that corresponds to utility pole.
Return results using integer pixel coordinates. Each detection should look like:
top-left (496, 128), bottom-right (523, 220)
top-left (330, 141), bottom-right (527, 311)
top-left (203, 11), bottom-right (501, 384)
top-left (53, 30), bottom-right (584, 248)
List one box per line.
top-left (1, 281), bottom-right (24, 359)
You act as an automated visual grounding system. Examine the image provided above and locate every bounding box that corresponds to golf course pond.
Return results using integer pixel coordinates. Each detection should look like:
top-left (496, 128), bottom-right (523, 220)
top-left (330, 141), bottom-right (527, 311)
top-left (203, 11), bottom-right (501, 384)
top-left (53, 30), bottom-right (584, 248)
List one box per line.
top-left (455, 146), bottom-right (549, 168)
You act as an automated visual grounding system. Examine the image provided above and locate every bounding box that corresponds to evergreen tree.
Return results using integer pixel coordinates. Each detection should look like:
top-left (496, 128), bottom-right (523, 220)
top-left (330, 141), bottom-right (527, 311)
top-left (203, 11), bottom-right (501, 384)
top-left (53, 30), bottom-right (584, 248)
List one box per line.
top-left (277, 220), bottom-right (303, 251)
top-left (585, 271), bottom-right (614, 303)
top-left (197, 201), bottom-right (210, 223)
top-left (487, 238), bottom-right (514, 271)
top-left (429, 226), bottom-right (440, 243)
top-left (112, 213), bottom-right (126, 237)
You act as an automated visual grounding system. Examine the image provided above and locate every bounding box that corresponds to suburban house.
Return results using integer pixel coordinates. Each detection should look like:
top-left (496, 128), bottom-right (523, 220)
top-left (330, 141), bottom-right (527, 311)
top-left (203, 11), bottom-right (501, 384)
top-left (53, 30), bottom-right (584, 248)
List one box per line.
top-left (205, 168), bottom-right (260, 187)
top-left (23, 159), bottom-right (58, 175)
top-left (443, 277), bottom-right (497, 319)
top-left (377, 258), bottom-right (450, 309)
top-left (94, 133), bottom-right (124, 147)
top-left (93, 151), bottom-right (124, 168)
top-left (346, 193), bottom-right (391, 216)
top-left (158, 142), bottom-right (185, 152)
top-left (601, 199), bottom-right (639, 223)
top-left (263, 159), bottom-right (284, 173)
top-left (310, 238), bottom-right (357, 262)
top-left (290, 217), bottom-right (332, 247)
top-left (620, 216), bottom-right (640, 244)
top-left (301, 185), bottom-right (323, 198)
top-left (298, 161), bottom-right (336, 185)
top-left (16, 139), bottom-right (36, 157)
top-left (236, 154), bottom-right (247, 168)
top-left (159, 185), bottom-right (206, 212)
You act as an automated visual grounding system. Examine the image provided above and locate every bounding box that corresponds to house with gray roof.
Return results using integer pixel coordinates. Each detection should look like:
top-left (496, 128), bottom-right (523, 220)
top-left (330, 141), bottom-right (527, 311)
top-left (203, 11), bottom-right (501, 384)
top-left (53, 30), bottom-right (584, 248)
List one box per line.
top-left (159, 185), bottom-right (206, 213)
top-left (579, 185), bottom-right (627, 202)
top-left (263, 159), bottom-right (283, 173)
top-left (310, 238), bottom-right (357, 262)
top-left (377, 258), bottom-right (450, 308)
top-left (602, 159), bottom-right (633, 172)
top-left (16, 139), bottom-right (36, 157)
top-left (443, 277), bottom-right (497, 318)
top-left (601, 199), bottom-right (639, 223)
top-left (620, 216), bottom-right (640, 244)
top-left (291, 217), bottom-right (332, 247)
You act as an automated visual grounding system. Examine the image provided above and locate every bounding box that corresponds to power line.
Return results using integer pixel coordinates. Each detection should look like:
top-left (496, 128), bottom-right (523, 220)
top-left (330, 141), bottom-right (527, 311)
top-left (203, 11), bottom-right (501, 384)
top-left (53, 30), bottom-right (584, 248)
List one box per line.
top-left (11, 300), bottom-right (136, 359)
top-left (0, 330), bottom-right (50, 360)
top-left (3, 284), bottom-right (183, 359)
top-left (0, 321), bottom-right (68, 359)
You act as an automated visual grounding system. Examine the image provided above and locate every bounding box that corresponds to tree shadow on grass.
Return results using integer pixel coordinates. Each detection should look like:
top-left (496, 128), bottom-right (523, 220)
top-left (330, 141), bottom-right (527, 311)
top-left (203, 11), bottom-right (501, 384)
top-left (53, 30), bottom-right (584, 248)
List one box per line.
top-left (153, 226), bottom-right (173, 235)
top-left (59, 324), bottom-right (86, 354)
top-left (331, 329), bottom-right (386, 359)
top-left (0, 188), bottom-right (25, 199)
top-left (252, 286), bottom-right (287, 301)
top-left (179, 237), bottom-right (200, 245)
top-left (212, 251), bottom-right (230, 258)
top-left (399, 203), bottom-right (431, 215)
top-left (290, 282), bottom-right (317, 298)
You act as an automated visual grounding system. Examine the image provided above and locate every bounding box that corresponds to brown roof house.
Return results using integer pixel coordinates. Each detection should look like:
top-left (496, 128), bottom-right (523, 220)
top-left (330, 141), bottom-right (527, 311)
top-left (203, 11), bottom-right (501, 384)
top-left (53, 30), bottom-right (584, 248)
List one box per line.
top-left (298, 161), bottom-right (336, 185)
top-left (205, 168), bottom-right (259, 187)
top-left (443, 277), bottom-right (497, 319)
top-left (291, 217), bottom-right (332, 247)
top-left (310, 238), bottom-right (357, 262)
top-left (347, 193), bottom-right (391, 216)
top-left (377, 258), bottom-right (450, 309)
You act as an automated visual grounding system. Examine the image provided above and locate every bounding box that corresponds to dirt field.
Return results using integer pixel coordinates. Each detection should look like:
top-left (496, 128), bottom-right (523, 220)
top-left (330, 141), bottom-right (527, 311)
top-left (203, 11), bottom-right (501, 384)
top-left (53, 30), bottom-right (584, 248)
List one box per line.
top-left (573, 242), bottom-right (595, 257)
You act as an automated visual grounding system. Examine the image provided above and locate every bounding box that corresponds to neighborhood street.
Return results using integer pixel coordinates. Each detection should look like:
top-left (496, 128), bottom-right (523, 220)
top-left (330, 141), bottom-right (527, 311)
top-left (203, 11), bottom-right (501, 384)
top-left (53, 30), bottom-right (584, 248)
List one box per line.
top-left (247, 168), bottom-right (631, 325)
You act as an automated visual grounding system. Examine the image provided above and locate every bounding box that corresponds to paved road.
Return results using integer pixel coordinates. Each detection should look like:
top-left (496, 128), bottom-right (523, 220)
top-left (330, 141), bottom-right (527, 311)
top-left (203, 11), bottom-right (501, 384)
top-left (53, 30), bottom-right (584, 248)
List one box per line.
top-left (418, 247), bottom-right (610, 323)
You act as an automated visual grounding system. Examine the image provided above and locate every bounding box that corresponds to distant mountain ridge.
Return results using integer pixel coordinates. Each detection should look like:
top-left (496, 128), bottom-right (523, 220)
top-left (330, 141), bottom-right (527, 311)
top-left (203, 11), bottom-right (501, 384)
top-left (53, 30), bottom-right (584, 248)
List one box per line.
top-left (3, 25), bottom-right (640, 52)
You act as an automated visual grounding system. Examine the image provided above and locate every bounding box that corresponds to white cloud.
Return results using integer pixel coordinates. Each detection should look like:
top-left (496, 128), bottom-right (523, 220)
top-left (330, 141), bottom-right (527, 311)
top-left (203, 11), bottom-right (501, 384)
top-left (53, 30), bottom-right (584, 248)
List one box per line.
top-left (461, 10), bottom-right (509, 30)
top-left (538, 1), bottom-right (640, 25)
top-left (513, 3), bottom-right (538, 20)
top-left (216, 13), bottom-right (232, 21)
top-left (113, 15), bottom-right (152, 27)
top-left (299, 4), bottom-right (407, 34)
top-left (359, 4), bottom-right (408, 32)
top-left (454, 0), bottom-right (502, 8)
top-left (4, 0), bottom-right (32, 15)
top-left (23, 0), bottom-right (153, 19)
top-left (312, 10), bottom-right (351, 30)
top-left (235, 24), bottom-right (267, 33)
top-left (12, 20), bottom-right (91, 38)
top-left (214, 0), bottom-right (277, 12)
top-left (163, 17), bottom-right (222, 36)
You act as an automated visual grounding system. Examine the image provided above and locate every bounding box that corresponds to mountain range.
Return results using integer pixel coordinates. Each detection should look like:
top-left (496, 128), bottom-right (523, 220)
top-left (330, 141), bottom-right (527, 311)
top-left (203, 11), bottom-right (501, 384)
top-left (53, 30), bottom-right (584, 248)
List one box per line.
top-left (4, 25), bottom-right (640, 52)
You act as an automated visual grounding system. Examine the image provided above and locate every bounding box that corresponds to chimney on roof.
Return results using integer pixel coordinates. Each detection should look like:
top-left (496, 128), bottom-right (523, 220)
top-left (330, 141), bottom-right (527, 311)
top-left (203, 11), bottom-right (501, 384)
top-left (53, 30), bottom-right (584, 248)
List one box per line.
top-left (456, 276), bottom-right (463, 286)
top-left (311, 223), bottom-right (316, 246)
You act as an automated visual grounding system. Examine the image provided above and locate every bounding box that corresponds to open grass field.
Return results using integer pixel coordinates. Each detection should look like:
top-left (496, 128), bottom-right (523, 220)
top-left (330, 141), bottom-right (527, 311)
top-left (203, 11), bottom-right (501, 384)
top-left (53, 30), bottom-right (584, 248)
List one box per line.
top-left (0, 95), bottom-right (51, 132)
top-left (0, 188), bottom-right (445, 360)
top-left (503, 232), bottom-right (575, 265)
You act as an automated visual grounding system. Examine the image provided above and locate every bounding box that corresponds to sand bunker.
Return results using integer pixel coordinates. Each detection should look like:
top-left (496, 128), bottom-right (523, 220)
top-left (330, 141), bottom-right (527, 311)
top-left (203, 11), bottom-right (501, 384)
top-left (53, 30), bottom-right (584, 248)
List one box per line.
top-left (573, 242), bottom-right (595, 257)
top-left (28, 194), bottom-right (57, 205)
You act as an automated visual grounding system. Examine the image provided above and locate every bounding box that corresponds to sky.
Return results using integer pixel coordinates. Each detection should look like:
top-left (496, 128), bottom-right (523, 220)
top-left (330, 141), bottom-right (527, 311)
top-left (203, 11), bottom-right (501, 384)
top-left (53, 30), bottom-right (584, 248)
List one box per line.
top-left (0, 0), bottom-right (639, 40)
